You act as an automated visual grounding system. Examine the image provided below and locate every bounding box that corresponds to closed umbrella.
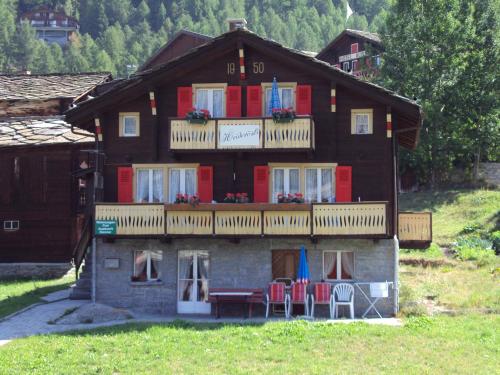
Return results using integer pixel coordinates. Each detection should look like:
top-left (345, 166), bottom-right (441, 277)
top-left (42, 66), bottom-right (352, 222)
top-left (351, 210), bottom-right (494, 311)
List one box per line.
top-left (297, 245), bottom-right (310, 284)
top-left (268, 77), bottom-right (281, 115)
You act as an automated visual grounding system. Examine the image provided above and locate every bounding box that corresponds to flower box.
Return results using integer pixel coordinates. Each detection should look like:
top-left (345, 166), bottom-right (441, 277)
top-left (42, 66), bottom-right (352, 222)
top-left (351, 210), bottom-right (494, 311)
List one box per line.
top-left (272, 108), bottom-right (296, 123)
top-left (277, 193), bottom-right (304, 204)
top-left (186, 108), bottom-right (210, 124)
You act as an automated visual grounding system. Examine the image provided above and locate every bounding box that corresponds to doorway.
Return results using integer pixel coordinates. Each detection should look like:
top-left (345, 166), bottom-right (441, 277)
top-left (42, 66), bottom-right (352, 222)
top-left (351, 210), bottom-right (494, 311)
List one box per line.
top-left (177, 250), bottom-right (210, 314)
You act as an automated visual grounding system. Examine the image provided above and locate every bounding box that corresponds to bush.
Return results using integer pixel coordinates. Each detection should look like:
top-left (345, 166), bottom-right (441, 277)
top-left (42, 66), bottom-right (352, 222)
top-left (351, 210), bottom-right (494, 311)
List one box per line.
top-left (489, 230), bottom-right (500, 255)
top-left (453, 236), bottom-right (496, 266)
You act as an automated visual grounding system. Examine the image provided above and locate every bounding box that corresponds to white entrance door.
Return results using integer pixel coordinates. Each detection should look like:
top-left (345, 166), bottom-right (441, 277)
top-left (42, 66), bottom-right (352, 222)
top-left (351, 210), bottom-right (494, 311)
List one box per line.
top-left (177, 250), bottom-right (211, 314)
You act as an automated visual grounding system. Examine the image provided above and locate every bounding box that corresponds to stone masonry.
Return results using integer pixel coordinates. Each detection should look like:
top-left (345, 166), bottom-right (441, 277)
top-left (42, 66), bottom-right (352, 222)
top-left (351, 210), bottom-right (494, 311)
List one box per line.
top-left (95, 237), bottom-right (397, 317)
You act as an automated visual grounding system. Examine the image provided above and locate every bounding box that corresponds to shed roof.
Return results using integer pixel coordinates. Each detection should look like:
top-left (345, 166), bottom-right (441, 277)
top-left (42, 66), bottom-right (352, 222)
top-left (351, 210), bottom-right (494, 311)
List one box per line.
top-left (0, 73), bottom-right (111, 101)
top-left (0, 116), bottom-right (93, 148)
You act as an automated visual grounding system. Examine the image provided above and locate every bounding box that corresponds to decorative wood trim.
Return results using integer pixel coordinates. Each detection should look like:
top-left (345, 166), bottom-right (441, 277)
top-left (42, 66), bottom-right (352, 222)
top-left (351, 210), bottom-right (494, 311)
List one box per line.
top-left (118, 112), bottom-right (140, 137)
top-left (386, 108), bottom-right (392, 138)
top-left (330, 87), bottom-right (336, 112)
top-left (94, 117), bottom-right (102, 142)
top-left (149, 91), bottom-right (157, 116)
top-left (238, 46), bottom-right (245, 80)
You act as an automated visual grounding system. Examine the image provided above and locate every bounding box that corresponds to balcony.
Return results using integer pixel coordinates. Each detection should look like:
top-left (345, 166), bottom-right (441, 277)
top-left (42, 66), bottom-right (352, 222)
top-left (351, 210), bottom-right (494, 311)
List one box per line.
top-left (94, 202), bottom-right (389, 238)
top-left (398, 212), bottom-right (432, 248)
top-left (169, 117), bottom-right (314, 151)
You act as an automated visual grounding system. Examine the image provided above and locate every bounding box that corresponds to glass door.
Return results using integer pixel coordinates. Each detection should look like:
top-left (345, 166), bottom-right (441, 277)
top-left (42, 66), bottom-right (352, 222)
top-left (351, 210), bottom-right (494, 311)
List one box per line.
top-left (177, 250), bottom-right (210, 314)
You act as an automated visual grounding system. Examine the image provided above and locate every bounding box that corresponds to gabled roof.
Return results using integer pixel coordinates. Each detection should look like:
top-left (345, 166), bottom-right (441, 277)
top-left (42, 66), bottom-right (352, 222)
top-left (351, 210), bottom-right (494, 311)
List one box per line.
top-left (66, 28), bottom-right (421, 149)
top-left (0, 73), bottom-right (111, 101)
top-left (0, 116), bottom-right (93, 148)
top-left (316, 29), bottom-right (382, 61)
top-left (138, 30), bottom-right (213, 72)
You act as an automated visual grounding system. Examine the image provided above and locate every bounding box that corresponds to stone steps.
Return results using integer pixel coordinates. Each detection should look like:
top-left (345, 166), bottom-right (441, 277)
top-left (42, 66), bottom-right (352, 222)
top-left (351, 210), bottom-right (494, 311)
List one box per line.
top-left (69, 249), bottom-right (92, 300)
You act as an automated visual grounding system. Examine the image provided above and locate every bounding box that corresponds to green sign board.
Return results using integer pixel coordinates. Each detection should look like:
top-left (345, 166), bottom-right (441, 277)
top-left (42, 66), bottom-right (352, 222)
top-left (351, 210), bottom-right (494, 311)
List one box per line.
top-left (95, 220), bottom-right (117, 235)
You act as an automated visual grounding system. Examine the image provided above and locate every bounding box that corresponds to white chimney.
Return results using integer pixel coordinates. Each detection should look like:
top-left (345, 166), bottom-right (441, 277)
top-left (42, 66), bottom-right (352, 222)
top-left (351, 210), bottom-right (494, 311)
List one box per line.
top-left (227, 18), bottom-right (247, 31)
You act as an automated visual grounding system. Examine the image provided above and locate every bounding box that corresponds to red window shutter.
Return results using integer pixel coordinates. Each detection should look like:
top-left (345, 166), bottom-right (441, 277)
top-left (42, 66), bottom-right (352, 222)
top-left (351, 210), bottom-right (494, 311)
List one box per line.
top-left (352, 60), bottom-right (359, 71)
top-left (351, 43), bottom-right (359, 54)
top-left (336, 166), bottom-right (352, 202)
top-left (177, 86), bottom-right (192, 117)
top-left (197, 166), bottom-right (213, 203)
top-left (246, 85), bottom-right (262, 117)
top-left (117, 167), bottom-right (133, 203)
top-left (226, 86), bottom-right (241, 117)
top-left (253, 166), bottom-right (269, 203)
top-left (296, 85), bottom-right (312, 115)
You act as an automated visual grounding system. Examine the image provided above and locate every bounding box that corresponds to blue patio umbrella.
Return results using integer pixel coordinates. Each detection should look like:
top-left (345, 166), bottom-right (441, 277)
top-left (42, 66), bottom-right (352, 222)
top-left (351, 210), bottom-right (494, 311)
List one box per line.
top-left (268, 77), bottom-right (281, 115)
top-left (297, 245), bottom-right (310, 284)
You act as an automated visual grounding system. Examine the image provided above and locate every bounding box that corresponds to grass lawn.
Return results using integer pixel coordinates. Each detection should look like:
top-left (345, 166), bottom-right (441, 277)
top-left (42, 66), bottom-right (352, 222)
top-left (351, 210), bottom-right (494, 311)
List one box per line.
top-left (399, 189), bottom-right (499, 247)
top-left (0, 315), bottom-right (497, 374)
top-left (0, 272), bottom-right (74, 319)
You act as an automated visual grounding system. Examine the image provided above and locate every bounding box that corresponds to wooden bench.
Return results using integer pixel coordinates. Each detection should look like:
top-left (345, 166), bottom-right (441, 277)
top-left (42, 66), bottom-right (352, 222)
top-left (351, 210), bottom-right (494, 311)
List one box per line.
top-left (208, 288), bottom-right (264, 318)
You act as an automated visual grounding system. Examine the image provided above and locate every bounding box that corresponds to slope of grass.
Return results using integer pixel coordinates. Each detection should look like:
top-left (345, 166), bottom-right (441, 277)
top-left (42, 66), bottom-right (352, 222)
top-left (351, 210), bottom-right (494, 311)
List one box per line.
top-left (399, 189), bottom-right (499, 246)
top-left (0, 316), bottom-right (498, 374)
top-left (0, 272), bottom-right (74, 319)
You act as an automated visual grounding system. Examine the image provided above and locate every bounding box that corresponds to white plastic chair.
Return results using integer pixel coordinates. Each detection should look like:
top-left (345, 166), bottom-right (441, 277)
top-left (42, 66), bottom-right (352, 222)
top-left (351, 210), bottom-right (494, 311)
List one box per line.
top-left (333, 283), bottom-right (354, 319)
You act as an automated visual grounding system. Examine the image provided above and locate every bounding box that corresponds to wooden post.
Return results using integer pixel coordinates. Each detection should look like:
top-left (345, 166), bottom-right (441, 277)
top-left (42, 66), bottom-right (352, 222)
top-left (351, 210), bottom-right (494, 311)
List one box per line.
top-left (330, 84), bottom-right (336, 112)
top-left (238, 42), bottom-right (246, 81)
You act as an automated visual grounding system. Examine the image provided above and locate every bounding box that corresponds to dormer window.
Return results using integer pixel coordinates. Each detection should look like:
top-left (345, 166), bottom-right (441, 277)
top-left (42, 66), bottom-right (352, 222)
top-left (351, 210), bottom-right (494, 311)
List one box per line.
top-left (119, 112), bottom-right (140, 137)
top-left (351, 109), bottom-right (373, 135)
top-left (193, 84), bottom-right (226, 118)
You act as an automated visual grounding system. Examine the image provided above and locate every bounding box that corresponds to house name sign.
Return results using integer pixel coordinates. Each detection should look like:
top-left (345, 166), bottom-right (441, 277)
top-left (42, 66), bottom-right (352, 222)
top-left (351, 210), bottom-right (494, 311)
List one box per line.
top-left (339, 50), bottom-right (366, 63)
top-left (218, 124), bottom-right (261, 149)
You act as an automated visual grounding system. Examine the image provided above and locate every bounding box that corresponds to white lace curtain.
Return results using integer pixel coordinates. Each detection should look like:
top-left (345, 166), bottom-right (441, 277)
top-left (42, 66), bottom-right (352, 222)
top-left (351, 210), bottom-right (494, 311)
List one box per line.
top-left (306, 168), bottom-right (333, 203)
top-left (168, 169), bottom-right (196, 202)
top-left (136, 169), bottom-right (163, 203)
top-left (265, 87), bottom-right (294, 115)
top-left (341, 252), bottom-right (354, 279)
top-left (195, 89), bottom-right (223, 117)
top-left (324, 252), bottom-right (336, 279)
top-left (272, 168), bottom-right (299, 202)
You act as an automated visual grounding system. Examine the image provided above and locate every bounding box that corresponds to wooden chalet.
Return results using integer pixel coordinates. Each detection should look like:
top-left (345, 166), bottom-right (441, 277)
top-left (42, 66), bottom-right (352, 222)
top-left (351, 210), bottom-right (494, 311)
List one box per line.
top-left (0, 73), bottom-right (110, 278)
top-left (20, 7), bottom-right (79, 46)
top-left (65, 21), bottom-right (431, 315)
top-left (317, 29), bottom-right (383, 79)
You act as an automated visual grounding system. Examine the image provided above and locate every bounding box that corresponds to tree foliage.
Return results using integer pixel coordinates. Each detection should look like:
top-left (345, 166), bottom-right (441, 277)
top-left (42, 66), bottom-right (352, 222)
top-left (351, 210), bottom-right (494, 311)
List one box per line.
top-left (378, 0), bottom-right (499, 185)
top-left (0, 0), bottom-right (385, 76)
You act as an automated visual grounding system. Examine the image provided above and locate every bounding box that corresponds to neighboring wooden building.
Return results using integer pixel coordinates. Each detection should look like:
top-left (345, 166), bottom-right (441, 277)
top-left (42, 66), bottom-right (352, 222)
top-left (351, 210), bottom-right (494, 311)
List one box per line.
top-left (20, 7), bottom-right (79, 46)
top-left (66, 22), bottom-right (431, 315)
top-left (317, 29), bottom-right (383, 79)
top-left (138, 30), bottom-right (213, 72)
top-left (0, 73), bottom-right (110, 278)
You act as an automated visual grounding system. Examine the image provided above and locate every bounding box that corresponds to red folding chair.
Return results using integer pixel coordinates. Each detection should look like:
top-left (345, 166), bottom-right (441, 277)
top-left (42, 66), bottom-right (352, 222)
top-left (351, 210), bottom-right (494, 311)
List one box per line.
top-left (287, 282), bottom-right (309, 318)
top-left (265, 282), bottom-right (289, 318)
top-left (309, 283), bottom-right (333, 318)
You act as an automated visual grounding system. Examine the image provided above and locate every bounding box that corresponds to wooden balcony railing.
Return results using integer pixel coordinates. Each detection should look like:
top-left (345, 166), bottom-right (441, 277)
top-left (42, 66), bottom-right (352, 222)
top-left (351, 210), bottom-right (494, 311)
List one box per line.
top-left (94, 202), bottom-right (389, 238)
top-left (169, 117), bottom-right (314, 151)
top-left (398, 212), bottom-right (432, 246)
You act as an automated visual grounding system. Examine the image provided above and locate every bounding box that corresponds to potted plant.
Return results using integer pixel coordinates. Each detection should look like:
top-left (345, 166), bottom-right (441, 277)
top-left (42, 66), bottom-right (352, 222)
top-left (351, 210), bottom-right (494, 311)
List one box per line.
top-left (188, 195), bottom-right (200, 207)
top-left (236, 192), bottom-right (249, 203)
top-left (277, 193), bottom-right (304, 203)
top-left (272, 107), bottom-right (296, 123)
top-left (175, 193), bottom-right (189, 204)
top-left (223, 193), bottom-right (236, 203)
top-left (186, 108), bottom-right (210, 124)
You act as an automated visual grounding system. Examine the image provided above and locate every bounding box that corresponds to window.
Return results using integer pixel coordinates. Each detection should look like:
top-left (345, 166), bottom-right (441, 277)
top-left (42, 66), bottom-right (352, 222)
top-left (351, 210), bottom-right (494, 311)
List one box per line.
top-left (323, 251), bottom-right (354, 280)
top-left (342, 61), bottom-right (350, 72)
top-left (119, 112), bottom-right (140, 137)
top-left (265, 86), bottom-right (294, 116)
top-left (351, 109), bottom-right (373, 135)
top-left (136, 168), bottom-right (163, 203)
top-left (305, 168), bottom-right (333, 203)
top-left (3, 220), bottom-right (19, 231)
top-left (168, 168), bottom-right (197, 203)
top-left (133, 250), bottom-right (162, 282)
top-left (351, 43), bottom-right (359, 54)
top-left (352, 59), bottom-right (359, 72)
top-left (272, 168), bottom-right (300, 202)
top-left (195, 88), bottom-right (225, 117)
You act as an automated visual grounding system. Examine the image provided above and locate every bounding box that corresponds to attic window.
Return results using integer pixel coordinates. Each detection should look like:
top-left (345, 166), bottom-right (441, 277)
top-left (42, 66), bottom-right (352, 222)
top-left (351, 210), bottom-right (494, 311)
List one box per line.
top-left (351, 109), bottom-right (373, 135)
top-left (4, 220), bottom-right (19, 231)
top-left (119, 112), bottom-right (140, 137)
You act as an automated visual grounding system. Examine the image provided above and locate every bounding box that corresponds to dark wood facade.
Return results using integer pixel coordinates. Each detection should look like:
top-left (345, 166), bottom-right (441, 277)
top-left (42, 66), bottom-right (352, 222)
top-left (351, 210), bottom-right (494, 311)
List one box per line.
top-left (67, 29), bottom-right (422, 240)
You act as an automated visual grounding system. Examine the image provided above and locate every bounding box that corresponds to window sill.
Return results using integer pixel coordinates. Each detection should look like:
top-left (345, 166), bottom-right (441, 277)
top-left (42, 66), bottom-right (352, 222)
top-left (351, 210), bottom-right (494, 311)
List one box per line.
top-left (129, 281), bottom-right (164, 287)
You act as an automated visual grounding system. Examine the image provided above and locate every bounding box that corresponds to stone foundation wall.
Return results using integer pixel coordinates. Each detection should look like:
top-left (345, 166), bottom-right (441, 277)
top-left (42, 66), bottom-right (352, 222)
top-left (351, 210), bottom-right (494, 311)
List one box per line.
top-left (0, 263), bottom-right (73, 279)
top-left (95, 237), bottom-right (397, 317)
top-left (479, 163), bottom-right (500, 187)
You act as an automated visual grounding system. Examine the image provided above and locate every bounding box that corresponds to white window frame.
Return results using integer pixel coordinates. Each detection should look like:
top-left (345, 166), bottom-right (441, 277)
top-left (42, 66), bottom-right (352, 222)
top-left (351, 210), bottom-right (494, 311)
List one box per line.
top-left (305, 168), bottom-right (334, 203)
top-left (351, 109), bottom-right (373, 135)
top-left (271, 167), bottom-right (300, 203)
top-left (119, 112), bottom-right (140, 137)
top-left (323, 251), bottom-right (355, 281)
top-left (3, 220), bottom-right (19, 231)
top-left (133, 250), bottom-right (162, 282)
top-left (193, 84), bottom-right (226, 118)
top-left (342, 61), bottom-right (350, 72)
top-left (135, 168), bottom-right (164, 203)
top-left (168, 168), bottom-right (197, 203)
top-left (261, 82), bottom-right (297, 116)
